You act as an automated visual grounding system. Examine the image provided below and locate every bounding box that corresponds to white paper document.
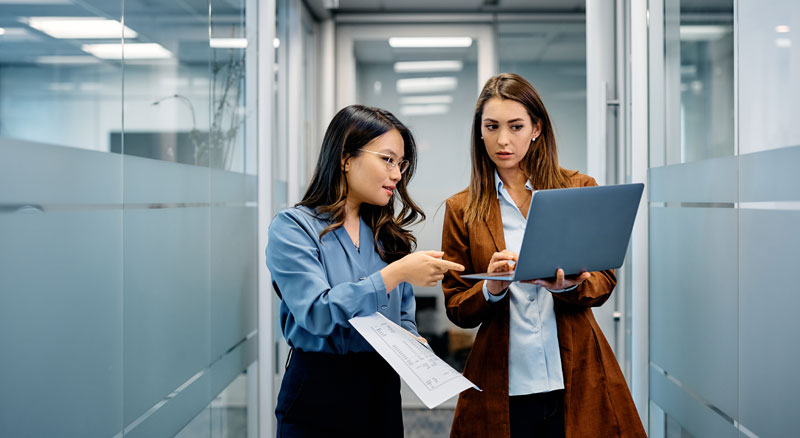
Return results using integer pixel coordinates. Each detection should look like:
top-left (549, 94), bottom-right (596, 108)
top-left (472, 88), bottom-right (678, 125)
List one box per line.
top-left (348, 312), bottom-right (479, 409)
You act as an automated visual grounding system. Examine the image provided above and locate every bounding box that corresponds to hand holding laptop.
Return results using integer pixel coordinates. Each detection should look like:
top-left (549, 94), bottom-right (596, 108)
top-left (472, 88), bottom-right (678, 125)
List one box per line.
top-left (485, 250), bottom-right (518, 295)
top-left (485, 250), bottom-right (591, 293)
top-left (528, 268), bottom-right (591, 291)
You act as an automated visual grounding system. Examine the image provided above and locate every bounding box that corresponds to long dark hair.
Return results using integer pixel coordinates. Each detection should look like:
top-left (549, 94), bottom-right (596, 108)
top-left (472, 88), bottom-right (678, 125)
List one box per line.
top-left (298, 104), bottom-right (424, 262)
top-left (465, 73), bottom-right (575, 225)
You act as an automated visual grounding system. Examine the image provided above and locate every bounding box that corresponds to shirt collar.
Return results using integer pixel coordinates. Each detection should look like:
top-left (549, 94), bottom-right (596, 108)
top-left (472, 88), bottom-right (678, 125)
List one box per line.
top-left (493, 170), bottom-right (533, 198)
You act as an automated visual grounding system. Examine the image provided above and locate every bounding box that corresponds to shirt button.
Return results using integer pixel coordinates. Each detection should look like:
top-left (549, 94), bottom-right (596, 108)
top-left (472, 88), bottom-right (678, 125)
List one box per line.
top-left (532, 327), bottom-right (540, 333)
top-left (381, 305), bottom-right (388, 310)
top-left (528, 295), bottom-right (535, 302)
top-left (359, 276), bottom-right (366, 281)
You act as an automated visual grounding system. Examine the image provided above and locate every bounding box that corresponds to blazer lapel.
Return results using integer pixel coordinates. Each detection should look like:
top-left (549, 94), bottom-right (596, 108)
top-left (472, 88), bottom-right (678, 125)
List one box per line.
top-left (484, 195), bottom-right (506, 253)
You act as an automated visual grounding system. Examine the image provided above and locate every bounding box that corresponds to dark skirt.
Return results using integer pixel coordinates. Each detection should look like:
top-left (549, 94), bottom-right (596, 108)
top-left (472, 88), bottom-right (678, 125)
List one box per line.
top-left (275, 349), bottom-right (403, 438)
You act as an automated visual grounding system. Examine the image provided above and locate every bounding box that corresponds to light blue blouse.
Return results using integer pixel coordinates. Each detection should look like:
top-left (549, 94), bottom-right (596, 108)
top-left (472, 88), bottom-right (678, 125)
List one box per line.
top-left (266, 206), bottom-right (419, 354)
top-left (481, 172), bottom-right (565, 396)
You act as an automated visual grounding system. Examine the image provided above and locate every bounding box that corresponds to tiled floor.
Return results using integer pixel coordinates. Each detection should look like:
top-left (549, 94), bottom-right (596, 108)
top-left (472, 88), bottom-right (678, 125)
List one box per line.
top-left (403, 408), bottom-right (455, 438)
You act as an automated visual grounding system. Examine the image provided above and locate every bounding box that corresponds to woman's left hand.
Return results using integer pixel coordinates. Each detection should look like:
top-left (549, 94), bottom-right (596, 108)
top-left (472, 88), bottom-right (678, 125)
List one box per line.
top-left (525, 268), bottom-right (590, 291)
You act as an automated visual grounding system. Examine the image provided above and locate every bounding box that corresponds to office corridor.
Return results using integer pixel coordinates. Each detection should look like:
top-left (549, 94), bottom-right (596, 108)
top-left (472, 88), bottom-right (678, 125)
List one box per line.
top-left (2, 0), bottom-right (799, 437)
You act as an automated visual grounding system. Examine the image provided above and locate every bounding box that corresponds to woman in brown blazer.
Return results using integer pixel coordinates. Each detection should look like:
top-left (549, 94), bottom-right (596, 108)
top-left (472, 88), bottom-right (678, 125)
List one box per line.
top-left (441, 73), bottom-right (646, 438)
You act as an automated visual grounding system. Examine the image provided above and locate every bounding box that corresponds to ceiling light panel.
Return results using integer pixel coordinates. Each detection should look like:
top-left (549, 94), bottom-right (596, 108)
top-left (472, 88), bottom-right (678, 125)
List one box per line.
top-left (396, 77), bottom-right (458, 94)
top-left (388, 37), bottom-right (472, 48)
top-left (24, 17), bottom-right (137, 39)
top-left (394, 60), bottom-right (463, 73)
top-left (401, 104), bottom-right (450, 116)
top-left (82, 43), bottom-right (172, 60)
top-left (210, 38), bottom-right (248, 48)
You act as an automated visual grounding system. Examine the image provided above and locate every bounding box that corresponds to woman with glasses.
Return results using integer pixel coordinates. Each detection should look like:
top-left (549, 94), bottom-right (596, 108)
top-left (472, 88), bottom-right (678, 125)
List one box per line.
top-left (440, 74), bottom-right (645, 438)
top-left (266, 104), bottom-right (464, 437)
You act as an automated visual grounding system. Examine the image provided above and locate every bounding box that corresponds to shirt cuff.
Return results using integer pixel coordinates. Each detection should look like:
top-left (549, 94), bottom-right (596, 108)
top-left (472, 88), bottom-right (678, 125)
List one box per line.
top-left (368, 271), bottom-right (390, 312)
top-left (482, 280), bottom-right (508, 302)
top-left (545, 283), bottom-right (580, 293)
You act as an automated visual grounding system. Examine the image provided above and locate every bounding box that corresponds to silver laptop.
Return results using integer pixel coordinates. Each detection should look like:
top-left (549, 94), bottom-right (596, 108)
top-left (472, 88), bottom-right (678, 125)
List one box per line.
top-left (461, 183), bottom-right (644, 281)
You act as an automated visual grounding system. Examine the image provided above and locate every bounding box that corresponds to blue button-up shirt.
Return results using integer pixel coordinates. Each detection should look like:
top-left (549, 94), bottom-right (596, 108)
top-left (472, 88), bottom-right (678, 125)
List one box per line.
top-left (481, 172), bottom-right (565, 395)
top-left (266, 206), bottom-right (419, 354)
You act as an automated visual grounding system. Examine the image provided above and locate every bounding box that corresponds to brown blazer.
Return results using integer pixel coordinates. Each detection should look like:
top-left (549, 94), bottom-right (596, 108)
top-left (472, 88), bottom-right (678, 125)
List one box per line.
top-left (441, 172), bottom-right (646, 438)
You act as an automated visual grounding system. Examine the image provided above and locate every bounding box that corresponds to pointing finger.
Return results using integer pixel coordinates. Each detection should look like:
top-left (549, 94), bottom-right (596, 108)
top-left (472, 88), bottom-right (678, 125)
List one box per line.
top-left (436, 259), bottom-right (465, 271)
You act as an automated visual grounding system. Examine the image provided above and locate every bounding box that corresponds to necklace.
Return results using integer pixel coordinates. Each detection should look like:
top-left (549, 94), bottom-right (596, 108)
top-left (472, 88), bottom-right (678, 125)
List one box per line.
top-left (512, 191), bottom-right (531, 212)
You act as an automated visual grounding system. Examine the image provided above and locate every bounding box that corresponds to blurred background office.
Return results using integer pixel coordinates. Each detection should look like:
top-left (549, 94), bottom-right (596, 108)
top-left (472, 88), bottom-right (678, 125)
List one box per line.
top-left (0, 0), bottom-right (797, 437)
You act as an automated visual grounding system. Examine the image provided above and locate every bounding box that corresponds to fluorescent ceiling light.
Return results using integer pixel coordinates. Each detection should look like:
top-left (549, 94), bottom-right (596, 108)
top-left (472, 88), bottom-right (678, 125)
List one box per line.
top-left (273, 38), bottom-right (280, 48)
top-left (210, 38), bottom-right (247, 49)
top-left (0, 28), bottom-right (5, 36)
top-left (388, 37), bottom-right (472, 48)
top-left (36, 56), bottom-right (100, 64)
top-left (679, 25), bottom-right (730, 41)
top-left (775, 38), bottom-right (792, 48)
top-left (401, 104), bottom-right (449, 117)
top-left (776, 25), bottom-right (791, 33)
top-left (400, 95), bottom-right (453, 105)
top-left (82, 43), bottom-right (172, 59)
top-left (394, 60), bottom-right (463, 73)
top-left (24, 17), bottom-right (137, 39)
top-left (396, 77), bottom-right (458, 94)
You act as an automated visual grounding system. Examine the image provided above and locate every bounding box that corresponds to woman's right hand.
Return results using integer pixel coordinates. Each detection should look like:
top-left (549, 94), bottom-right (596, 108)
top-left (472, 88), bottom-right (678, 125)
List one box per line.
top-left (381, 250), bottom-right (464, 291)
top-left (486, 250), bottom-right (518, 295)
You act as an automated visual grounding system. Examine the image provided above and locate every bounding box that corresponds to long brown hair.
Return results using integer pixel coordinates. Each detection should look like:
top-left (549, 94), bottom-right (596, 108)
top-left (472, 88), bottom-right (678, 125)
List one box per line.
top-left (298, 104), bottom-right (424, 263)
top-left (464, 73), bottom-right (575, 225)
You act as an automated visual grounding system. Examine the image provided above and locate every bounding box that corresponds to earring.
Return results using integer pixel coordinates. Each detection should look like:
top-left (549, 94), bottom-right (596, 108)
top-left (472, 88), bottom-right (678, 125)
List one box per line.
top-left (480, 136), bottom-right (484, 140)
top-left (531, 136), bottom-right (537, 142)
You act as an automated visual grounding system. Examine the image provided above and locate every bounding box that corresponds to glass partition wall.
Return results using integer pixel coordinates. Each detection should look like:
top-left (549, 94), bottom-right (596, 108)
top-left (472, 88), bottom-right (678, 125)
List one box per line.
top-left (647, 0), bottom-right (800, 437)
top-left (0, 1), bottom-right (260, 437)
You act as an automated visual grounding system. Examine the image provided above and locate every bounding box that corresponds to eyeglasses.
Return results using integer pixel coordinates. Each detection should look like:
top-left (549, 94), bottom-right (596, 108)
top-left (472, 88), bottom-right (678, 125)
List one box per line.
top-left (358, 149), bottom-right (410, 174)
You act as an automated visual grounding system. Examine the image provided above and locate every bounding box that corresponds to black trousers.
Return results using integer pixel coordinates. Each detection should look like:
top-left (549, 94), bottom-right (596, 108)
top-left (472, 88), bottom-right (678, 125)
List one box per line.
top-left (509, 390), bottom-right (565, 438)
top-left (275, 349), bottom-right (403, 438)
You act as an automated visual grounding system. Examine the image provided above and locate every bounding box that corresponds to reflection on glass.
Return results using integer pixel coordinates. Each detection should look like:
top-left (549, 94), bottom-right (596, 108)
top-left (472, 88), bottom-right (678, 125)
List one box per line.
top-left (738, 0), bottom-right (800, 153)
top-left (120, 2), bottom-right (210, 167)
top-left (211, 0), bottom-right (248, 172)
top-left (0, 4), bottom-right (123, 152)
top-left (665, 0), bottom-right (734, 164)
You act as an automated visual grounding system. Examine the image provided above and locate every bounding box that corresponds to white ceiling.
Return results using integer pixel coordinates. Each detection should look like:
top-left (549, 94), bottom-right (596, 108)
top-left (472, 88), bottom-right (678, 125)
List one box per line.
top-left (0, 0), bottom-right (733, 65)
